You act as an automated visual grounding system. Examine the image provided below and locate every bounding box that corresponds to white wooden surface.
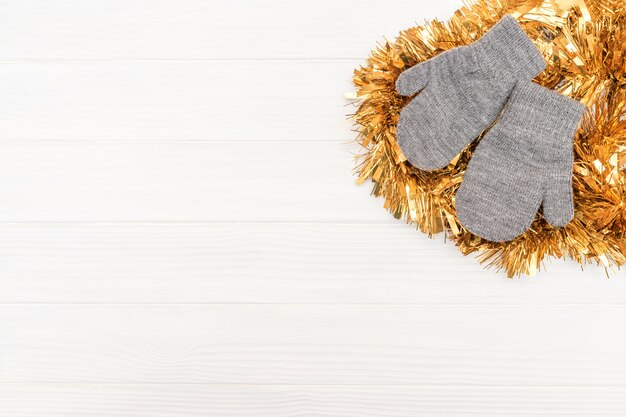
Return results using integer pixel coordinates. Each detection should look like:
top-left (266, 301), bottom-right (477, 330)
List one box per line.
top-left (0, 1), bottom-right (624, 416)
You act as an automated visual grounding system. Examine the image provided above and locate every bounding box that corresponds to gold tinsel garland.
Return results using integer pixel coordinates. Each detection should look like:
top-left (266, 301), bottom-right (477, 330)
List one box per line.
top-left (352, 0), bottom-right (626, 276)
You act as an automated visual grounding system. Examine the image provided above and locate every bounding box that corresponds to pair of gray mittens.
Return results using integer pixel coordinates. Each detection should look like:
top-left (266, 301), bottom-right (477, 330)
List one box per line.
top-left (396, 15), bottom-right (585, 242)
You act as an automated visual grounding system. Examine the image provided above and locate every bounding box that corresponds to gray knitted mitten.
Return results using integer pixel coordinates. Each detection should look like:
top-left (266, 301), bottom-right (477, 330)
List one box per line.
top-left (455, 81), bottom-right (585, 242)
top-left (395, 15), bottom-right (545, 170)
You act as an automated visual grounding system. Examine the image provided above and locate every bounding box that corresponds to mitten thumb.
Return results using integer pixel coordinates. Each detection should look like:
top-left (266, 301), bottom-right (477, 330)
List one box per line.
top-left (395, 58), bottom-right (436, 96)
top-left (543, 176), bottom-right (574, 228)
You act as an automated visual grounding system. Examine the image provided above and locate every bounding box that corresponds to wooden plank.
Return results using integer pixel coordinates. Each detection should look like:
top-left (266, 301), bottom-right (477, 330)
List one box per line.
top-left (0, 0), bottom-right (459, 60)
top-left (1, 384), bottom-right (625, 417)
top-left (0, 61), bottom-right (356, 141)
top-left (0, 141), bottom-right (386, 222)
top-left (1, 304), bottom-right (625, 385)
top-left (0, 223), bottom-right (614, 304)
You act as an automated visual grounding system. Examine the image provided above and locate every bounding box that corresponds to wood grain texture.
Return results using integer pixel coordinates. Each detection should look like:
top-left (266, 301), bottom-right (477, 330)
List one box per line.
top-left (1, 304), bottom-right (625, 385)
top-left (0, 141), bottom-right (387, 222)
top-left (0, 0), bottom-right (459, 60)
top-left (2, 385), bottom-right (625, 417)
top-left (0, 61), bottom-right (356, 141)
top-left (0, 222), bottom-right (614, 304)
top-left (1, 1), bottom-right (624, 414)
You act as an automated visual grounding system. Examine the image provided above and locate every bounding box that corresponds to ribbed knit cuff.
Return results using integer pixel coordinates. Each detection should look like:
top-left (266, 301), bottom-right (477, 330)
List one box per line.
top-left (508, 81), bottom-right (585, 139)
top-left (468, 15), bottom-right (546, 81)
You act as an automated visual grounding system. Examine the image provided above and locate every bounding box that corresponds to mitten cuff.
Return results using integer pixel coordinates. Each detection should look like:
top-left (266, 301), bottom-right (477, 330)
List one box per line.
top-left (509, 81), bottom-right (585, 137)
top-left (468, 15), bottom-right (546, 81)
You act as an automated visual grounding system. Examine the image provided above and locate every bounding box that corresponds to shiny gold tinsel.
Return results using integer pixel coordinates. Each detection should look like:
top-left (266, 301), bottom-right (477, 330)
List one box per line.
top-left (352, 0), bottom-right (626, 276)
